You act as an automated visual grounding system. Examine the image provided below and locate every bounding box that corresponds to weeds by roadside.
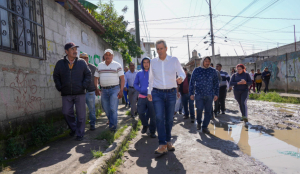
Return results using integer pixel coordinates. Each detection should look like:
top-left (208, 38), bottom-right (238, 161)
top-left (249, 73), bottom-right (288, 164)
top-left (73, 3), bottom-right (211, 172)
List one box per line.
top-left (97, 125), bottom-right (129, 145)
top-left (249, 92), bottom-right (300, 104)
top-left (125, 111), bottom-right (131, 116)
top-left (107, 120), bottom-right (142, 174)
top-left (91, 148), bottom-right (104, 158)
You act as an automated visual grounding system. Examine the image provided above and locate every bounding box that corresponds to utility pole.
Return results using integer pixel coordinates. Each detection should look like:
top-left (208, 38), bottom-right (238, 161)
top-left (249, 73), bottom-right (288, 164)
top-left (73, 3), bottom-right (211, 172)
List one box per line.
top-left (183, 35), bottom-right (193, 61)
top-left (170, 46), bottom-right (177, 56)
top-left (294, 25), bottom-right (296, 52)
top-left (134, 0), bottom-right (141, 63)
top-left (209, 0), bottom-right (215, 64)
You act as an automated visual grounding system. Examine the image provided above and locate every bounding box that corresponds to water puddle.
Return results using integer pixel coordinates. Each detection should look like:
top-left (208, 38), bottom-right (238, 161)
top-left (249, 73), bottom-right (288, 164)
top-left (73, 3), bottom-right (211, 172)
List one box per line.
top-left (208, 122), bottom-right (300, 173)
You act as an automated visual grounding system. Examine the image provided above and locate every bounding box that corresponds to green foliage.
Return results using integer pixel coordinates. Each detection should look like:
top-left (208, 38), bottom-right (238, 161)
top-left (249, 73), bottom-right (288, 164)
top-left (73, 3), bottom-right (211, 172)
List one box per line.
top-left (5, 137), bottom-right (25, 159)
top-left (125, 110), bottom-right (131, 116)
top-left (96, 109), bottom-right (103, 117)
top-left (92, 1), bottom-right (143, 63)
top-left (97, 125), bottom-right (128, 145)
top-left (249, 92), bottom-right (300, 104)
top-left (106, 120), bottom-right (142, 174)
top-left (91, 149), bottom-right (104, 158)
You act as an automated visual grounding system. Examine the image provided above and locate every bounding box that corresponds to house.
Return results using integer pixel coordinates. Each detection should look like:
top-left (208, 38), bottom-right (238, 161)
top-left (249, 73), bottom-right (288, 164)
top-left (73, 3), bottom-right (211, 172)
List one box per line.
top-left (0, 0), bottom-right (123, 136)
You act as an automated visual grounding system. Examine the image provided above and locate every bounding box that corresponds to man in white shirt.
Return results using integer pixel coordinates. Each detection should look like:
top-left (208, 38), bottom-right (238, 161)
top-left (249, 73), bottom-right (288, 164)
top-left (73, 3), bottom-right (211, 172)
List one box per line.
top-left (148, 40), bottom-right (186, 154)
top-left (124, 62), bottom-right (139, 117)
top-left (94, 49), bottom-right (125, 132)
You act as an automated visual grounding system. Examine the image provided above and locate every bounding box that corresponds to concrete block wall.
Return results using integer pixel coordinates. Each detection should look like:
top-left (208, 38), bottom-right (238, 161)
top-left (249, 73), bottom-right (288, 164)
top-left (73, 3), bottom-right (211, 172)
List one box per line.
top-left (0, 0), bottom-right (124, 125)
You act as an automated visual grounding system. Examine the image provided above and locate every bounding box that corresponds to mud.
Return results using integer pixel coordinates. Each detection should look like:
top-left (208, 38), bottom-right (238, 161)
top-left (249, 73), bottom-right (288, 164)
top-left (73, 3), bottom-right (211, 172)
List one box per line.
top-left (118, 93), bottom-right (300, 174)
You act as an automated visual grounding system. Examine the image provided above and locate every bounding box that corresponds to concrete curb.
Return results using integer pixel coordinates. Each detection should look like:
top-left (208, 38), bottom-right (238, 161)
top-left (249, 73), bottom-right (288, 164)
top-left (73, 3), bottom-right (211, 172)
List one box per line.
top-left (87, 118), bottom-right (138, 174)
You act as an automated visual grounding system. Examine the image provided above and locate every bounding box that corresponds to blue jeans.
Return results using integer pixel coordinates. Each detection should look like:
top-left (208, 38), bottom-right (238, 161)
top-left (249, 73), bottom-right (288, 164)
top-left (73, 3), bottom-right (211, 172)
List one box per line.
top-left (86, 91), bottom-right (96, 126)
top-left (137, 97), bottom-right (156, 133)
top-left (101, 86), bottom-right (120, 130)
top-left (181, 93), bottom-right (195, 119)
top-left (195, 95), bottom-right (213, 128)
top-left (152, 88), bottom-right (176, 145)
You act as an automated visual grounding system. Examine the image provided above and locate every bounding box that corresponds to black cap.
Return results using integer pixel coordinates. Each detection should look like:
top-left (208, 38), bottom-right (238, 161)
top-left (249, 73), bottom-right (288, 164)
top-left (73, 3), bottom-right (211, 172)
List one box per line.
top-left (64, 42), bottom-right (79, 50)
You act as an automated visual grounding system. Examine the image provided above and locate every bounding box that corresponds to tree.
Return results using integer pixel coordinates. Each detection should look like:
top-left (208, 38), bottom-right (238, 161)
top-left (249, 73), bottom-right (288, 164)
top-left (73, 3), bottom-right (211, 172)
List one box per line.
top-left (92, 1), bottom-right (143, 63)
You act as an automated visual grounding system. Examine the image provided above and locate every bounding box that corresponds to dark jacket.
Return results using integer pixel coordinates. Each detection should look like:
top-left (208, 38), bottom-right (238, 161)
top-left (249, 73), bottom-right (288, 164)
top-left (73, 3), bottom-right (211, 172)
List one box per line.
top-left (229, 72), bottom-right (252, 91)
top-left (262, 71), bottom-right (271, 80)
top-left (134, 57), bottom-right (151, 96)
top-left (179, 73), bottom-right (191, 94)
top-left (53, 56), bottom-right (91, 96)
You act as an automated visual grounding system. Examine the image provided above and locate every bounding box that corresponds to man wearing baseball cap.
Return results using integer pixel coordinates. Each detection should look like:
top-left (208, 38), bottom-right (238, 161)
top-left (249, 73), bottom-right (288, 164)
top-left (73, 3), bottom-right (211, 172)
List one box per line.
top-left (53, 42), bottom-right (91, 141)
top-left (94, 49), bottom-right (125, 132)
top-left (80, 52), bottom-right (97, 131)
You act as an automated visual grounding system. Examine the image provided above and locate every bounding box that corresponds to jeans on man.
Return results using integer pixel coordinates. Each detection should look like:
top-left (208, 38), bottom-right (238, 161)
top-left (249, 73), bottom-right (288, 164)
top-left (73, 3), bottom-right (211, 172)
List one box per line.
top-left (86, 91), bottom-right (96, 126)
top-left (137, 97), bottom-right (156, 133)
top-left (195, 95), bottom-right (213, 128)
top-left (128, 87), bottom-right (139, 116)
top-left (101, 86), bottom-right (120, 130)
top-left (152, 88), bottom-right (176, 145)
top-left (62, 94), bottom-right (86, 137)
top-left (181, 93), bottom-right (195, 119)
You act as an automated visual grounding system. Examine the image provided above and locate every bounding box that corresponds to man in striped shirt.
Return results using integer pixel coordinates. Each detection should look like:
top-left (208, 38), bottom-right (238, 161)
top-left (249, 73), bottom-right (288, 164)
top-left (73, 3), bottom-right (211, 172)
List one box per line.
top-left (94, 49), bottom-right (125, 132)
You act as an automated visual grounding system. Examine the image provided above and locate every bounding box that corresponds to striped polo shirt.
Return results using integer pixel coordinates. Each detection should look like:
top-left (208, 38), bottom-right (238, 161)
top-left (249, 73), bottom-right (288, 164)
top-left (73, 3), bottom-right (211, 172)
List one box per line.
top-left (94, 60), bottom-right (124, 87)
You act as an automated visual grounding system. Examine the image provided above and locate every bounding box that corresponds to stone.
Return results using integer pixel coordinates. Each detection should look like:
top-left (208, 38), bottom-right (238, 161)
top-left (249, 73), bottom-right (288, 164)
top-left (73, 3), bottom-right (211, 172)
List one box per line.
top-left (13, 54), bottom-right (30, 68)
top-left (45, 27), bottom-right (54, 41)
top-left (31, 59), bottom-right (40, 69)
top-left (0, 51), bottom-right (13, 66)
top-left (54, 32), bottom-right (63, 45)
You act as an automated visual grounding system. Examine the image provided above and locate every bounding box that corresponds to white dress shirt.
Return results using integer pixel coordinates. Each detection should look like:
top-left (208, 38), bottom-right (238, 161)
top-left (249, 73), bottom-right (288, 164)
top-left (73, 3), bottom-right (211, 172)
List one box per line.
top-left (148, 55), bottom-right (186, 94)
top-left (124, 70), bottom-right (138, 88)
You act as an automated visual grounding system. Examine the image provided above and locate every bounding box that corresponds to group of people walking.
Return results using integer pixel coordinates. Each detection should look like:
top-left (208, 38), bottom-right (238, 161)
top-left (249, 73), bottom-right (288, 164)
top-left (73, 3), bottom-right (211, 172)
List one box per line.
top-left (53, 40), bottom-right (272, 154)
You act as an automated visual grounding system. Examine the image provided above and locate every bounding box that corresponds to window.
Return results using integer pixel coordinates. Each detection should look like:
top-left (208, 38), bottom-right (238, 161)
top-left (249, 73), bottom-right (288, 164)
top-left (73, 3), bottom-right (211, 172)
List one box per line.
top-left (0, 0), bottom-right (45, 59)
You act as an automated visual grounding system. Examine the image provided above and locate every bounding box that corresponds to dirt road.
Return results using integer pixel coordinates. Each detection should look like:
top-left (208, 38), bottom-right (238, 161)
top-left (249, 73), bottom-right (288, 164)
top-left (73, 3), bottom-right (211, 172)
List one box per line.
top-left (117, 94), bottom-right (300, 174)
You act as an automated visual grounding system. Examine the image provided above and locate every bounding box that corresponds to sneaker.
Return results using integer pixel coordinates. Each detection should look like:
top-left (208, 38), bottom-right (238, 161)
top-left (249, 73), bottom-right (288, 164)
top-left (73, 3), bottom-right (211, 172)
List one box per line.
top-left (243, 117), bottom-right (248, 122)
top-left (141, 126), bottom-right (148, 134)
top-left (76, 136), bottom-right (83, 141)
top-left (154, 145), bottom-right (168, 154)
top-left (173, 117), bottom-right (177, 121)
top-left (90, 125), bottom-right (95, 131)
top-left (217, 112), bottom-right (220, 115)
top-left (125, 103), bottom-right (128, 107)
top-left (191, 118), bottom-right (195, 123)
top-left (240, 116), bottom-right (244, 121)
top-left (202, 128), bottom-right (210, 134)
top-left (179, 112), bottom-right (182, 115)
top-left (69, 130), bottom-right (76, 137)
top-left (183, 115), bottom-right (189, 119)
top-left (150, 132), bottom-right (157, 138)
top-left (167, 142), bottom-right (175, 151)
top-left (221, 112), bottom-right (225, 115)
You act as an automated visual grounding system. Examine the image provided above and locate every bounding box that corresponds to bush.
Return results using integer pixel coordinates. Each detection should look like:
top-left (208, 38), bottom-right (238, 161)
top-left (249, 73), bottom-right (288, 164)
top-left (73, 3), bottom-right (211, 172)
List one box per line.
top-left (249, 92), bottom-right (300, 104)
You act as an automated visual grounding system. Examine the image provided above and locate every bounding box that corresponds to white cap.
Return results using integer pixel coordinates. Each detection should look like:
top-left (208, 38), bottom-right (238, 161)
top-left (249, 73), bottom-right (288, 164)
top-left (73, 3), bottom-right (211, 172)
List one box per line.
top-left (104, 49), bottom-right (114, 55)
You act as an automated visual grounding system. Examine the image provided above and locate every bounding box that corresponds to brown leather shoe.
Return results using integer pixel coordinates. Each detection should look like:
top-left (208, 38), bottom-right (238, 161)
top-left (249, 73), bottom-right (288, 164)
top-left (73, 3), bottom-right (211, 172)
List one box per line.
top-left (154, 145), bottom-right (168, 154)
top-left (167, 142), bottom-right (175, 151)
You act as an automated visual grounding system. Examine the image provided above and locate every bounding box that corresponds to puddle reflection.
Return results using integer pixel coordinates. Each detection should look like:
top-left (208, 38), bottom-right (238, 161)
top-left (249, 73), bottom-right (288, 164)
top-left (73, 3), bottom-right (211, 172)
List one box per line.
top-left (208, 122), bottom-right (300, 174)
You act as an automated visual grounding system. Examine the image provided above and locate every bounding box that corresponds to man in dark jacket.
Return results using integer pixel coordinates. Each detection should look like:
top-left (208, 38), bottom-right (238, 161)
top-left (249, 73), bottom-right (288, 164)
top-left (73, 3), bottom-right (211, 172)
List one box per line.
top-left (80, 52), bottom-right (97, 131)
top-left (179, 67), bottom-right (195, 123)
top-left (53, 43), bottom-right (91, 141)
top-left (262, 67), bottom-right (271, 93)
top-left (134, 57), bottom-right (156, 138)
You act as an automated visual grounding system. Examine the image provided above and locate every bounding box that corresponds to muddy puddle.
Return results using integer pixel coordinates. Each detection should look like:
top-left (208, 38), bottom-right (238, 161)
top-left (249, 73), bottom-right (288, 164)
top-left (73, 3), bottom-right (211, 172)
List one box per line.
top-left (208, 122), bottom-right (300, 173)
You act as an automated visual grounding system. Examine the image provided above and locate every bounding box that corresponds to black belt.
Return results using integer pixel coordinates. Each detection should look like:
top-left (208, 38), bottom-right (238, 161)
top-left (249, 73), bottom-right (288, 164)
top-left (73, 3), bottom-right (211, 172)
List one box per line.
top-left (129, 86), bottom-right (134, 88)
top-left (153, 88), bottom-right (176, 92)
top-left (102, 85), bottom-right (118, 89)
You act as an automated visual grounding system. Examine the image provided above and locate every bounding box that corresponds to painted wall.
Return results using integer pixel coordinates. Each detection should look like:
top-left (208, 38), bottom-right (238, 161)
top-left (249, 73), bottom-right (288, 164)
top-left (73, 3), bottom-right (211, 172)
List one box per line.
top-left (256, 51), bottom-right (300, 92)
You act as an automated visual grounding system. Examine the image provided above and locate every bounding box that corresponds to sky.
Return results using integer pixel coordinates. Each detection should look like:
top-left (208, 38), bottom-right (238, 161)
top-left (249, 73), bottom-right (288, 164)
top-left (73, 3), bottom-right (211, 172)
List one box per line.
top-left (88, 0), bottom-right (300, 63)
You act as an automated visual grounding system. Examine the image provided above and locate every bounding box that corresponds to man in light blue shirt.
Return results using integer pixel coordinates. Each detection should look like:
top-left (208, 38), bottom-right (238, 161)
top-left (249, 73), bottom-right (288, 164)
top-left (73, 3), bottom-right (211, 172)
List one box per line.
top-left (124, 62), bottom-right (139, 117)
